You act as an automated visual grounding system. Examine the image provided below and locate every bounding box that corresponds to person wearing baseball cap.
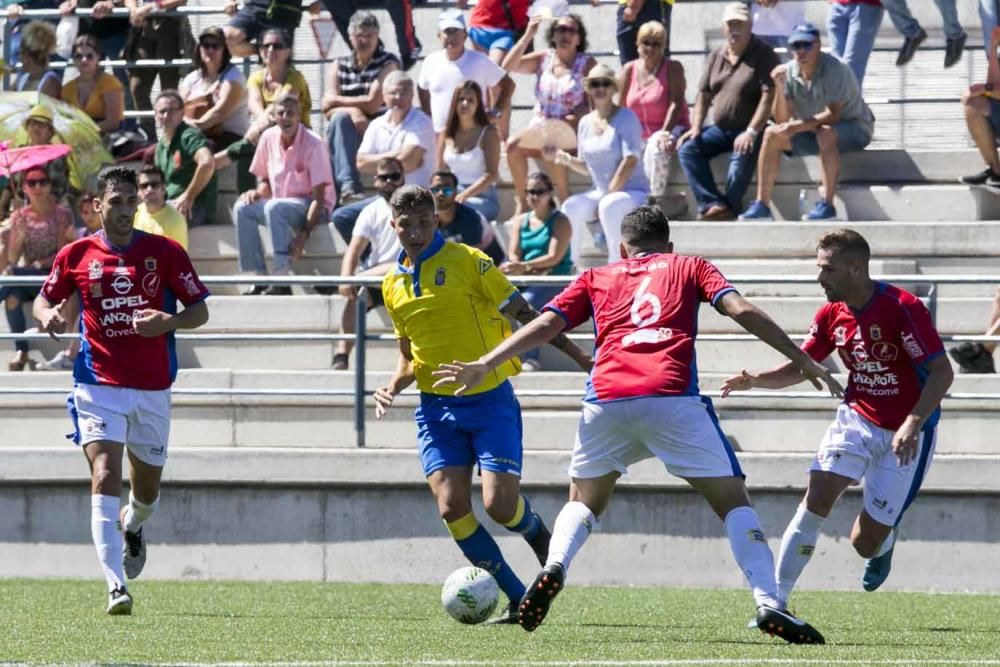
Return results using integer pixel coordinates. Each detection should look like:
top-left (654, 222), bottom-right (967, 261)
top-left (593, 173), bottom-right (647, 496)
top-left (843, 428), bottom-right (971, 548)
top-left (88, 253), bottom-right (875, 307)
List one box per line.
top-left (739, 20), bottom-right (875, 222)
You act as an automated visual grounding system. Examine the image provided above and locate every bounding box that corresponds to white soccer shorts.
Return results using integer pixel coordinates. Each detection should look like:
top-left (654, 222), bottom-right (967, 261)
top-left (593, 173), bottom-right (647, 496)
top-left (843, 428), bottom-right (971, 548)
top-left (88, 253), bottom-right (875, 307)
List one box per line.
top-left (568, 395), bottom-right (743, 480)
top-left (71, 383), bottom-right (172, 467)
top-left (810, 403), bottom-right (937, 527)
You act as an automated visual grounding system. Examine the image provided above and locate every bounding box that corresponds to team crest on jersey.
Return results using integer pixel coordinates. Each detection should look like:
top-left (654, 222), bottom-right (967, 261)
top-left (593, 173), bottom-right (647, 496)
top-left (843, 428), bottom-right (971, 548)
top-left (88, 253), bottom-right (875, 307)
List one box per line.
top-left (477, 258), bottom-right (491, 275)
top-left (869, 324), bottom-right (882, 340)
top-left (145, 257), bottom-right (157, 271)
top-left (435, 267), bottom-right (446, 286)
top-left (142, 273), bottom-right (161, 297)
top-left (88, 259), bottom-right (103, 280)
top-left (833, 326), bottom-right (848, 346)
top-left (872, 342), bottom-right (899, 361)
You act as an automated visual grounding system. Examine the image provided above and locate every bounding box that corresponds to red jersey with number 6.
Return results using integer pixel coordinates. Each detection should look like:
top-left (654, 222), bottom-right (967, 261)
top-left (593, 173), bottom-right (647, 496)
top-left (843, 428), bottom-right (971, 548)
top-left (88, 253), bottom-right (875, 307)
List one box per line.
top-left (41, 230), bottom-right (210, 391)
top-left (544, 253), bottom-right (736, 402)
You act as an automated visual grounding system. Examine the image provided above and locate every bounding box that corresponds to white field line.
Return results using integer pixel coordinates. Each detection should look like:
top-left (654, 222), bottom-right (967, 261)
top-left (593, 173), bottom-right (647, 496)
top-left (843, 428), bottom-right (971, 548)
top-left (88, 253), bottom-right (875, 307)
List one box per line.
top-left (74, 660), bottom-right (1000, 667)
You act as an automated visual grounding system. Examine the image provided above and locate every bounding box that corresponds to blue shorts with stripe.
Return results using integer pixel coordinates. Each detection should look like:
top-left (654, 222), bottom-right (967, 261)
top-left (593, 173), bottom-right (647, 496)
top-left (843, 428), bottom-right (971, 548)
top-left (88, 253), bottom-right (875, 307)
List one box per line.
top-left (416, 380), bottom-right (523, 477)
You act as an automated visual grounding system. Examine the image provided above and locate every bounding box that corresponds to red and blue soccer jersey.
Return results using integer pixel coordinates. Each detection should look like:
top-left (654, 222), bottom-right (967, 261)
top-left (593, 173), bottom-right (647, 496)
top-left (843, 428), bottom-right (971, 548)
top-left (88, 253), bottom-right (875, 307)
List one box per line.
top-left (802, 281), bottom-right (945, 431)
top-left (544, 253), bottom-right (736, 402)
top-left (42, 230), bottom-right (210, 391)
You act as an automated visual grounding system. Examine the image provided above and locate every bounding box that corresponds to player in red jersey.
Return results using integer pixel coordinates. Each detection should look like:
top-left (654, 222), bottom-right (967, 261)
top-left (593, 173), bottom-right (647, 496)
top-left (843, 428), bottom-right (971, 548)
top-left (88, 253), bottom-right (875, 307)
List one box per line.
top-left (33, 167), bottom-right (210, 615)
top-left (722, 229), bottom-right (953, 606)
top-left (432, 206), bottom-right (840, 644)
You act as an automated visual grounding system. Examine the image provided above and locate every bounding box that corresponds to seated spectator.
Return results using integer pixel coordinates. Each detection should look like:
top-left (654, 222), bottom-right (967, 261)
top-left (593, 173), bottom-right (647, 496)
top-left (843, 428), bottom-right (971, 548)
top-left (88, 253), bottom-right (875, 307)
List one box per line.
top-left (959, 27), bottom-right (1000, 190)
top-left (0, 164), bottom-right (73, 371)
top-left (322, 11), bottom-right (400, 203)
top-left (740, 22), bottom-right (875, 221)
top-left (883, 0), bottom-right (965, 68)
top-left (617, 0), bottom-right (672, 65)
top-left (462, 0), bottom-right (529, 67)
top-left (500, 171), bottom-right (572, 371)
top-left (0, 106), bottom-right (70, 220)
top-left (153, 89), bottom-right (218, 227)
top-left (216, 28), bottom-right (310, 194)
top-left (435, 82), bottom-right (501, 222)
top-left (678, 3), bottom-right (778, 220)
top-left (235, 94), bottom-right (334, 295)
top-left (134, 165), bottom-right (188, 249)
top-left (328, 0), bottom-right (422, 71)
top-left (503, 12), bottom-right (596, 214)
top-left (73, 0), bottom-right (135, 103)
top-left (827, 0), bottom-right (884, 88)
top-left (329, 71), bottom-right (435, 252)
top-left (14, 20), bottom-right (61, 99)
top-left (620, 20), bottom-right (689, 215)
top-left (3, 1), bottom-right (59, 66)
top-left (549, 63), bottom-right (649, 266)
top-left (124, 0), bottom-right (194, 141)
top-left (62, 34), bottom-right (125, 136)
top-left (949, 289), bottom-right (1000, 374)
top-left (223, 0), bottom-right (319, 57)
top-left (417, 9), bottom-right (514, 136)
top-left (431, 170), bottom-right (505, 266)
top-left (332, 157), bottom-right (404, 370)
top-left (180, 27), bottom-right (250, 153)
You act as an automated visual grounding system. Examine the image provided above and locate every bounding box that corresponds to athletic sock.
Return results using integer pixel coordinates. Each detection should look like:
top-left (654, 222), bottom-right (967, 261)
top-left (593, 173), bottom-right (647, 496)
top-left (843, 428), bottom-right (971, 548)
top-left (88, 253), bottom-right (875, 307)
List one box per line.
top-left (724, 505), bottom-right (781, 609)
top-left (502, 495), bottom-right (542, 542)
top-left (775, 504), bottom-right (826, 606)
top-left (446, 512), bottom-right (525, 603)
top-left (122, 492), bottom-right (158, 534)
top-left (873, 528), bottom-right (896, 558)
top-left (91, 494), bottom-right (126, 592)
top-left (545, 501), bottom-right (596, 573)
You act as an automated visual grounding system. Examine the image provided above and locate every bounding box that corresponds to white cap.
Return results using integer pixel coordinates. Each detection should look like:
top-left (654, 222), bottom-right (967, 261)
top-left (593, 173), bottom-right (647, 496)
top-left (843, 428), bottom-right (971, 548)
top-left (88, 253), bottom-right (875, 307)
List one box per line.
top-left (438, 8), bottom-right (466, 32)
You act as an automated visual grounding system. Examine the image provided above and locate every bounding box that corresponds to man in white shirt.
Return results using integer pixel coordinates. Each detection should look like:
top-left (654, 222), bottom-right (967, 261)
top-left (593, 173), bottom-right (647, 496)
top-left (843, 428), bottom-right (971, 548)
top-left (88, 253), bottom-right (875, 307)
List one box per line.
top-left (332, 157), bottom-right (405, 370)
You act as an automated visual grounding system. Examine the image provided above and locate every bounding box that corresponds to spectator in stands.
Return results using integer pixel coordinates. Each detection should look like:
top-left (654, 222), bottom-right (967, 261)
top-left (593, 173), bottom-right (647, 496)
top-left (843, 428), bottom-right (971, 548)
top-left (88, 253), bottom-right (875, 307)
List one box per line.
top-left (459, 0), bottom-right (528, 68)
top-left (124, 0), bottom-right (193, 141)
top-left (620, 20), bottom-right (689, 216)
top-left (827, 0), bottom-right (884, 88)
top-left (503, 13), bottom-right (596, 216)
top-left (153, 89), bottom-right (218, 227)
top-left (549, 63), bottom-right (649, 266)
top-left (181, 27), bottom-right (249, 157)
top-left (329, 71), bottom-right (435, 252)
top-left (235, 93), bottom-right (334, 296)
top-left (883, 0), bottom-right (966, 68)
top-left (677, 3), bottom-right (778, 221)
top-left (617, 0), bottom-right (673, 65)
top-left (959, 27), bottom-right (1000, 190)
top-left (417, 9), bottom-right (514, 135)
top-left (223, 0), bottom-right (319, 58)
top-left (13, 20), bottom-right (61, 99)
top-left (322, 11), bottom-right (400, 204)
top-left (435, 82), bottom-right (501, 222)
top-left (0, 106), bottom-right (70, 220)
top-left (62, 34), bottom-right (125, 136)
top-left (3, 1), bottom-right (59, 66)
top-left (0, 164), bottom-right (73, 371)
top-left (949, 290), bottom-right (1000, 374)
top-left (134, 165), bottom-right (188, 249)
top-left (332, 157), bottom-right (404, 371)
top-left (431, 170), bottom-right (505, 266)
top-left (501, 170), bottom-right (572, 371)
top-left (751, 0), bottom-right (805, 54)
top-left (740, 22), bottom-right (875, 221)
top-left (72, 0), bottom-right (134, 99)
top-left (327, 0), bottom-right (421, 71)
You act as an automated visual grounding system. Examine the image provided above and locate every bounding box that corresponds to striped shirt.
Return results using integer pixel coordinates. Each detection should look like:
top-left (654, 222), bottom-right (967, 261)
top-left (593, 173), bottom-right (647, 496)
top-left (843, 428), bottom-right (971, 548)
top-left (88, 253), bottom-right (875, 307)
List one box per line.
top-left (336, 44), bottom-right (400, 100)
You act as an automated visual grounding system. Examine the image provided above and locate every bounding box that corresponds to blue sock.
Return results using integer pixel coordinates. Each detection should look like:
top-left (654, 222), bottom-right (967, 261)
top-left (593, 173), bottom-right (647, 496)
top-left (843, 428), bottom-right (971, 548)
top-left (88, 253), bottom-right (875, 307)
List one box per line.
top-left (503, 495), bottom-right (542, 543)
top-left (447, 512), bottom-right (525, 603)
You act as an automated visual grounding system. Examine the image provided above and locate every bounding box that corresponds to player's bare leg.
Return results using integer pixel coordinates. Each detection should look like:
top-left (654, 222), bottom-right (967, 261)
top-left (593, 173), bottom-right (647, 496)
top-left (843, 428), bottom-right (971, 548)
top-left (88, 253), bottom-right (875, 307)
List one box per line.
top-left (518, 474), bottom-right (618, 632)
top-left (854, 508), bottom-right (896, 592)
top-left (687, 475), bottom-right (825, 644)
top-left (83, 440), bottom-right (131, 615)
top-left (482, 470), bottom-right (552, 568)
top-left (120, 450), bottom-right (163, 581)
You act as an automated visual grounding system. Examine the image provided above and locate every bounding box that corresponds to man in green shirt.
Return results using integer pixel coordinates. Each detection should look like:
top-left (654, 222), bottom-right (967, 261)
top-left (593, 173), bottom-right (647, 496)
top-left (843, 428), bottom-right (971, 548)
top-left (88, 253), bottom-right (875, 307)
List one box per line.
top-left (153, 90), bottom-right (217, 228)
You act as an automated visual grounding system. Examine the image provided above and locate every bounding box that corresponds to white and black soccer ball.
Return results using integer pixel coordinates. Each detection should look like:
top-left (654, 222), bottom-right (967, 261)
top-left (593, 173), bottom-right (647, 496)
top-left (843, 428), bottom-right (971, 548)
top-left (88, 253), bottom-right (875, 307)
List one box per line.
top-left (440, 566), bottom-right (500, 624)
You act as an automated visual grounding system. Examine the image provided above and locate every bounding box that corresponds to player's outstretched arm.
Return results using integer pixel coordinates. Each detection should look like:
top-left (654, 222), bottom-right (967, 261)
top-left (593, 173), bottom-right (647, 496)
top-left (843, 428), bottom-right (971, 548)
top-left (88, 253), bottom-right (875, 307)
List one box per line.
top-left (375, 338), bottom-right (416, 419)
top-left (716, 291), bottom-right (843, 398)
top-left (501, 293), bottom-right (592, 372)
top-left (720, 362), bottom-right (811, 397)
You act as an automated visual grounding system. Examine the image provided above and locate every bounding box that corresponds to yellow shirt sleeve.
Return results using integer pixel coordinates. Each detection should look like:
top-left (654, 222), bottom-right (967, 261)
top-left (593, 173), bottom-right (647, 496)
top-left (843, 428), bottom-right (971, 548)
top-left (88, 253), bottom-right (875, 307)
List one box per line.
top-left (288, 70), bottom-right (313, 128)
top-left (381, 271), bottom-right (407, 339)
top-left (471, 247), bottom-right (517, 311)
top-left (153, 205), bottom-right (189, 250)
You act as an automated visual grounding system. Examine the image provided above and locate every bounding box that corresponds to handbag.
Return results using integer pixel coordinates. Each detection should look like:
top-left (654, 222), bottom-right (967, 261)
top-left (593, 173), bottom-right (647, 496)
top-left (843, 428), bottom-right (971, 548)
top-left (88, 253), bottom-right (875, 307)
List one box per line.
top-left (183, 93), bottom-right (224, 138)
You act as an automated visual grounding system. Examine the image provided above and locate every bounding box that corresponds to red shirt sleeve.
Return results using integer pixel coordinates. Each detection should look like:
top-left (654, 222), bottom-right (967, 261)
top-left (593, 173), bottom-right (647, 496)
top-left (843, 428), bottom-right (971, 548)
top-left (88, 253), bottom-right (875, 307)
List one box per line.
top-left (694, 257), bottom-right (736, 305)
top-left (544, 271), bottom-right (592, 330)
top-left (40, 245), bottom-right (75, 304)
top-left (801, 305), bottom-right (835, 362)
top-left (898, 296), bottom-right (944, 366)
top-left (164, 241), bottom-right (210, 306)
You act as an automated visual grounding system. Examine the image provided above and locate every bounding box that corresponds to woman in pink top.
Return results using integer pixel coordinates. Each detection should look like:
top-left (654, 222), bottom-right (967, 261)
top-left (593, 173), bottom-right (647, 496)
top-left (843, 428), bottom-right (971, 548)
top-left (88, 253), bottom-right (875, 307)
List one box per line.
top-left (620, 21), bottom-right (689, 208)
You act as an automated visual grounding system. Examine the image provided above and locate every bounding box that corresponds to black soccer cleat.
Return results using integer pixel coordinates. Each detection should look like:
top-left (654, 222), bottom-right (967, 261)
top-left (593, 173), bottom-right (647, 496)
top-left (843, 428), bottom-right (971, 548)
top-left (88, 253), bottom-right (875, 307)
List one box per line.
top-left (756, 605), bottom-right (825, 644)
top-left (527, 519), bottom-right (551, 567)
top-left (485, 600), bottom-right (519, 625)
top-left (517, 563), bottom-right (565, 632)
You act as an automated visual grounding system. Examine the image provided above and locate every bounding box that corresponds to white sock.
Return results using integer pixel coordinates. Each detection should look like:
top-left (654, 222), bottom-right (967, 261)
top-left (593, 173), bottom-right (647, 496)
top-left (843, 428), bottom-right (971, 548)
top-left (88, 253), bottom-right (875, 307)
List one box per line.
top-left (123, 492), bottom-right (158, 533)
top-left (873, 528), bottom-right (896, 558)
top-left (775, 504), bottom-right (826, 606)
top-left (91, 494), bottom-right (126, 592)
top-left (545, 501), bottom-right (597, 574)
top-left (724, 506), bottom-right (781, 609)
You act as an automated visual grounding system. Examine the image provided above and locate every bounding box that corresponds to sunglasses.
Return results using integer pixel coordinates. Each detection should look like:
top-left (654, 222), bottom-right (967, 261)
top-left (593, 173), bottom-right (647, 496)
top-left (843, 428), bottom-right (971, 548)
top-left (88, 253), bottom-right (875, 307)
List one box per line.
top-left (200, 42), bottom-right (223, 51)
top-left (554, 25), bottom-right (578, 34)
top-left (430, 186), bottom-right (455, 196)
top-left (375, 172), bottom-right (402, 182)
top-left (73, 52), bottom-right (97, 61)
top-left (24, 177), bottom-right (50, 187)
top-left (261, 42), bottom-right (289, 51)
top-left (139, 181), bottom-right (163, 190)
top-left (588, 79), bottom-right (614, 89)
top-left (526, 188), bottom-right (551, 196)
top-left (790, 41), bottom-right (815, 51)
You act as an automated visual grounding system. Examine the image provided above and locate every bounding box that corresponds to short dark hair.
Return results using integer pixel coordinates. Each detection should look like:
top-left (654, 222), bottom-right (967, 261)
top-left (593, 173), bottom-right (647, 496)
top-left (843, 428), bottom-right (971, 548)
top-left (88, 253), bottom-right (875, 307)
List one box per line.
top-left (621, 205), bottom-right (670, 248)
top-left (96, 167), bottom-right (138, 198)
top-left (378, 156), bottom-right (404, 173)
top-left (817, 228), bottom-right (870, 262)
top-left (431, 170), bottom-right (459, 188)
top-left (155, 89), bottom-right (184, 110)
top-left (390, 185), bottom-right (435, 216)
top-left (139, 164), bottom-right (165, 182)
top-left (546, 14), bottom-right (589, 53)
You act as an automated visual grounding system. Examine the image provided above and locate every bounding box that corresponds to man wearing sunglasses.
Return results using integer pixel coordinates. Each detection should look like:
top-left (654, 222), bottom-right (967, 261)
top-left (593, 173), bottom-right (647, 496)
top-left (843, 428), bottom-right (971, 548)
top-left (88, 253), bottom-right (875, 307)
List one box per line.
top-left (740, 22), bottom-right (874, 222)
top-left (134, 165), bottom-right (189, 250)
top-left (431, 171), bottom-right (506, 267)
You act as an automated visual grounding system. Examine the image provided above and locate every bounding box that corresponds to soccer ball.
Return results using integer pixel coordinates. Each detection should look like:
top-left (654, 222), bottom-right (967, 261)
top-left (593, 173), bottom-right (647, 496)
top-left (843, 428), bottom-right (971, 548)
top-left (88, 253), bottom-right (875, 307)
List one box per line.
top-left (440, 566), bottom-right (500, 624)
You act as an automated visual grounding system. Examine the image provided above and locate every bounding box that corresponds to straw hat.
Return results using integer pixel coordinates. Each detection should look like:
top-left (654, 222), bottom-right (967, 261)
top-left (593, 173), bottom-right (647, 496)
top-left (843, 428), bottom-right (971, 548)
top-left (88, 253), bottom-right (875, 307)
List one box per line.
top-left (583, 63), bottom-right (619, 92)
top-left (25, 104), bottom-right (54, 126)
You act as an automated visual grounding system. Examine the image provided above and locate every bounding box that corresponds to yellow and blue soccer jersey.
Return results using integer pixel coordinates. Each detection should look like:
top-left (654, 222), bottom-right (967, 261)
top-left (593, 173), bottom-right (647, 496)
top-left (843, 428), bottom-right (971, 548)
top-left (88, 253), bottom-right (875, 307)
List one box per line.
top-left (382, 234), bottom-right (522, 396)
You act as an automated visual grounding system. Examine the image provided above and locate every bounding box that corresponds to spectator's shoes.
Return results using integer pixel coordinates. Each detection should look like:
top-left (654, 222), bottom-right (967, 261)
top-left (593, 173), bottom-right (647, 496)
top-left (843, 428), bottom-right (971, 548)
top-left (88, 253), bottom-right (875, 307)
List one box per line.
top-left (518, 563), bottom-right (566, 632)
top-left (332, 353), bottom-right (350, 371)
top-left (862, 530), bottom-right (897, 592)
top-left (37, 350), bottom-right (74, 371)
top-left (959, 168), bottom-right (1000, 192)
top-left (263, 286), bottom-right (293, 296)
top-left (521, 358), bottom-right (542, 372)
top-left (527, 519), bottom-right (552, 567)
top-left (106, 586), bottom-right (133, 615)
top-left (949, 342), bottom-right (996, 374)
top-left (944, 32), bottom-right (967, 68)
top-left (738, 201), bottom-right (774, 221)
top-left (339, 186), bottom-right (367, 205)
top-left (699, 203), bottom-right (736, 221)
top-left (803, 200), bottom-right (837, 221)
top-left (243, 285), bottom-right (268, 296)
top-left (485, 600), bottom-right (520, 625)
top-left (756, 605), bottom-right (825, 644)
top-left (895, 28), bottom-right (926, 66)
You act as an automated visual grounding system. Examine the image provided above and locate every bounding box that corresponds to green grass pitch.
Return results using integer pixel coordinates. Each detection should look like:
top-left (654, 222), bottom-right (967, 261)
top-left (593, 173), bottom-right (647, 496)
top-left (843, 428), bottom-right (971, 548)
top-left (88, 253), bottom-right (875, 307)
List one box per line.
top-left (2, 580), bottom-right (998, 665)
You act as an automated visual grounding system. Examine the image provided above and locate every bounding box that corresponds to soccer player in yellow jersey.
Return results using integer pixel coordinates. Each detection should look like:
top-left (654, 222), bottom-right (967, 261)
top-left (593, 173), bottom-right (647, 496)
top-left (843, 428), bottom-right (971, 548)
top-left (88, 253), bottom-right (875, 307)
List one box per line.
top-left (375, 185), bottom-right (592, 623)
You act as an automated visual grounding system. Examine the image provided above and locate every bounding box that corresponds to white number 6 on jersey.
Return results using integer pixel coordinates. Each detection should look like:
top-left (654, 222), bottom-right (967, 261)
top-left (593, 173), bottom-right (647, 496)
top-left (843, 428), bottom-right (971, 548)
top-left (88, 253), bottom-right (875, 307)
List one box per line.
top-left (630, 276), bottom-right (661, 327)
